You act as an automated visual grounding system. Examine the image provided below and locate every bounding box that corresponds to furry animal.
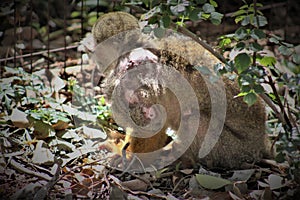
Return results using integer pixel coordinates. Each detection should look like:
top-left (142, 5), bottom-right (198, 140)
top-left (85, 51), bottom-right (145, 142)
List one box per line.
top-left (91, 12), bottom-right (272, 170)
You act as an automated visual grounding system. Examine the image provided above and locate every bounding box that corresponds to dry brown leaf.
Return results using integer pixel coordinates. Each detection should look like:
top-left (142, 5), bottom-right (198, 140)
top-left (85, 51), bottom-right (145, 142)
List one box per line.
top-left (121, 179), bottom-right (149, 191)
top-left (52, 120), bottom-right (69, 130)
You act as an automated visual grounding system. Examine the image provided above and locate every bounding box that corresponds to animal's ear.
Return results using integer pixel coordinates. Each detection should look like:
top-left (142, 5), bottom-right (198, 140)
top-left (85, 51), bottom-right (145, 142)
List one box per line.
top-left (92, 12), bottom-right (139, 44)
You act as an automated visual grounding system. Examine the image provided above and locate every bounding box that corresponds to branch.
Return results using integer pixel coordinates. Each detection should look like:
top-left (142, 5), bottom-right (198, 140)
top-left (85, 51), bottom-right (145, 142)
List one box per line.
top-left (267, 75), bottom-right (292, 129)
top-left (170, 22), bottom-right (228, 64)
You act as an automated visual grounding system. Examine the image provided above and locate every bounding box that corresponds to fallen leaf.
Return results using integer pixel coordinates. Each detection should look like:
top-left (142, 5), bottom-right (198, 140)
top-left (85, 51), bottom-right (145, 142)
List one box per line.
top-left (31, 119), bottom-right (55, 139)
top-left (180, 168), bottom-right (194, 175)
top-left (52, 120), bottom-right (69, 130)
top-left (32, 141), bottom-right (54, 165)
top-left (196, 174), bottom-right (232, 190)
top-left (258, 180), bottom-right (269, 188)
top-left (62, 129), bottom-right (82, 142)
top-left (51, 71), bottom-right (65, 92)
top-left (121, 179), bottom-right (148, 191)
top-left (62, 144), bottom-right (97, 166)
top-left (49, 138), bottom-right (76, 152)
top-left (249, 190), bottom-right (264, 199)
top-left (267, 174), bottom-right (284, 190)
top-left (10, 108), bottom-right (29, 128)
top-left (229, 169), bottom-right (255, 182)
top-left (82, 125), bottom-right (106, 139)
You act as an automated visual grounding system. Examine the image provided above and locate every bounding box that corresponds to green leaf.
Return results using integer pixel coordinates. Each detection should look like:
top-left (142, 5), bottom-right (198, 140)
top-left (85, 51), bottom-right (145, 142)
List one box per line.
top-left (214, 63), bottom-right (227, 74)
top-left (252, 15), bottom-right (268, 27)
top-left (278, 45), bottom-right (293, 56)
top-left (234, 53), bottom-right (251, 73)
top-left (250, 29), bottom-right (266, 39)
top-left (249, 42), bottom-right (263, 52)
top-left (71, 11), bottom-right (81, 18)
top-left (235, 27), bottom-right (248, 39)
top-left (142, 0), bottom-right (150, 7)
top-left (201, 13), bottom-right (210, 20)
top-left (153, 27), bottom-right (166, 38)
top-left (142, 26), bottom-right (152, 34)
top-left (241, 85), bottom-right (251, 93)
top-left (232, 9), bottom-right (246, 17)
top-left (241, 15), bottom-right (250, 26)
top-left (161, 15), bottom-right (171, 28)
top-left (203, 3), bottom-right (215, 13)
top-left (270, 34), bottom-right (283, 41)
top-left (285, 60), bottom-right (300, 74)
top-left (292, 53), bottom-right (300, 64)
top-left (219, 38), bottom-right (231, 48)
top-left (258, 56), bottom-right (276, 67)
top-left (148, 15), bottom-right (159, 24)
top-left (196, 174), bottom-right (231, 190)
top-left (240, 4), bottom-right (248, 10)
top-left (282, 42), bottom-right (294, 48)
top-left (235, 15), bottom-right (245, 24)
top-left (170, 4), bottom-right (186, 15)
top-left (210, 12), bottom-right (223, 25)
top-left (189, 8), bottom-right (201, 21)
top-left (209, 0), bottom-right (218, 7)
top-left (248, 6), bottom-right (255, 13)
top-left (236, 42), bottom-right (246, 50)
top-left (254, 84), bottom-right (264, 93)
top-left (243, 92), bottom-right (257, 106)
top-left (176, 21), bottom-right (185, 26)
top-left (257, 10), bottom-right (264, 15)
top-left (88, 16), bottom-right (98, 26)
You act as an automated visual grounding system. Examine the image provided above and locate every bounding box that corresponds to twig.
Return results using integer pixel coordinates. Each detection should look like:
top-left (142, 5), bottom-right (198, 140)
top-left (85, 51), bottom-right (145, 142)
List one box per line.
top-left (170, 22), bottom-right (228, 64)
top-left (284, 87), bottom-right (300, 134)
top-left (224, 2), bottom-right (287, 17)
top-left (10, 158), bottom-right (52, 181)
top-left (172, 175), bottom-right (192, 193)
top-left (33, 159), bottom-right (62, 200)
top-left (259, 93), bottom-right (285, 123)
top-left (267, 75), bottom-right (292, 129)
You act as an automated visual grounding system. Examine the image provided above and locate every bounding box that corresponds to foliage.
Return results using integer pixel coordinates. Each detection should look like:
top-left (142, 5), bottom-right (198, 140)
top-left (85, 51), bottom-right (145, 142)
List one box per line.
top-left (216, 0), bottom-right (300, 176)
top-left (218, 1), bottom-right (299, 108)
top-left (124, 0), bottom-right (223, 37)
top-left (0, 67), bottom-right (46, 113)
top-left (68, 78), bottom-right (112, 122)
